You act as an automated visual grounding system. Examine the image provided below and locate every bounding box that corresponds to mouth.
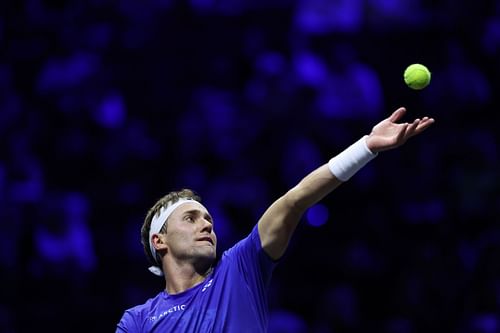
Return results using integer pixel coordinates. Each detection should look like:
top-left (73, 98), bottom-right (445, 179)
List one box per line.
top-left (197, 236), bottom-right (214, 245)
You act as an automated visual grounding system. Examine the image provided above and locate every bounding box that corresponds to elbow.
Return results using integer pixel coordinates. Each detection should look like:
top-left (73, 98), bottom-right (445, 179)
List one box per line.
top-left (283, 186), bottom-right (310, 214)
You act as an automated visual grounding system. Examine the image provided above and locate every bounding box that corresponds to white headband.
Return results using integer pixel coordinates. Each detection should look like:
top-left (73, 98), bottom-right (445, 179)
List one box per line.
top-left (148, 198), bottom-right (200, 276)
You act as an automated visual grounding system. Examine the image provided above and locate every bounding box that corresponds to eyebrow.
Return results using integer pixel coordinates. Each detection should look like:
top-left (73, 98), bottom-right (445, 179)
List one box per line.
top-left (183, 209), bottom-right (213, 223)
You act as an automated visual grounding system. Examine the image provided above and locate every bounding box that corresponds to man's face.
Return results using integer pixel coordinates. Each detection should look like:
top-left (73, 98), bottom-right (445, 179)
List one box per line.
top-left (163, 202), bottom-right (217, 268)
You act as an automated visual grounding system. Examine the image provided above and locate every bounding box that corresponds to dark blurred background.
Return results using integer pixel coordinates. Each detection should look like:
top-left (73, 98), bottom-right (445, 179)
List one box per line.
top-left (1, 0), bottom-right (500, 332)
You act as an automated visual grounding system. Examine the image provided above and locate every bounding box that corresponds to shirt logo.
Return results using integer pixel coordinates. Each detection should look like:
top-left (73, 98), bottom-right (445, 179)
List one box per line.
top-left (202, 279), bottom-right (213, 292)
top-left (149, 304), bottom-right (186, 321)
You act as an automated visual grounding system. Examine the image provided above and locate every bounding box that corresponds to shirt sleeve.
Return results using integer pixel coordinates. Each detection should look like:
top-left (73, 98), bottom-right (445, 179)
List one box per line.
top-left (116, 310), bottom-right (140, 333)
top-left (224, 224), bottom-right (278, 294)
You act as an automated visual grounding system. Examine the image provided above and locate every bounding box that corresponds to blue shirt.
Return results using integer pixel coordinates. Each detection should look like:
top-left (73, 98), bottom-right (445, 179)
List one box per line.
top-left (116, 225), bottom-right (277, 332)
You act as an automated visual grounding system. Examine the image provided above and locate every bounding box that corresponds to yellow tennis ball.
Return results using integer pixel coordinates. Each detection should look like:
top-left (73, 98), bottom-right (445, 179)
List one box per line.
top-left (404, 64), bottom-right (431, 90)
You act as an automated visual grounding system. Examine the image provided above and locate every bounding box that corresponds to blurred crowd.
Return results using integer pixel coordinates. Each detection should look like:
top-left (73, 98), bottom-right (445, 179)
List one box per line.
top-left (1, 0), bottom-right (499, 332)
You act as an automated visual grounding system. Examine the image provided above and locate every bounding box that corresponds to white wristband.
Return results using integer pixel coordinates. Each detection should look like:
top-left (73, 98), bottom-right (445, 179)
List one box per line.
top-left (328, 135), bottom-right (378, 181)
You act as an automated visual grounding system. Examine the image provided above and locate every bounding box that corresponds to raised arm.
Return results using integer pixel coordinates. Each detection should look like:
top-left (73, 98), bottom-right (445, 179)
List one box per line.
top-left (258, 107), bottom-right (434, 260)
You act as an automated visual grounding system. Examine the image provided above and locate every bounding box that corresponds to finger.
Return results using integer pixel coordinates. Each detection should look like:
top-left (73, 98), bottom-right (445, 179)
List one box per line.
top-left (414, 118), bottom-right (435, 134)
top-left (389, 107), bottom-right (406, 122)
top-left (404, 119), bottom-right (420, 138)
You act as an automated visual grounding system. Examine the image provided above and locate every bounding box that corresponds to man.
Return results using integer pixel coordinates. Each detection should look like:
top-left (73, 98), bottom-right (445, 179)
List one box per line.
top-left (116, 107), bottom-right (434, 332)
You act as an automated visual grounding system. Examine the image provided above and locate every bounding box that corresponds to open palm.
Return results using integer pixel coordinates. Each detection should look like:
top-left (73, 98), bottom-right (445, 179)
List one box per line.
top-left (366, 107), bottom-right (435, 153)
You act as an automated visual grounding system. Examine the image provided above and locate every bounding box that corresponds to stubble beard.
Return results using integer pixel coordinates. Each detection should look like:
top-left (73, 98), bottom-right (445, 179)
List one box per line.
top-left (191, 246), bottom-right (216, 274)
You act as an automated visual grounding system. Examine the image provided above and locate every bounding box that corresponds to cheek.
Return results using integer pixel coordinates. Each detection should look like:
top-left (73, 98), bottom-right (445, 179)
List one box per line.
top-left (166, 229), bottom-right (191, 248)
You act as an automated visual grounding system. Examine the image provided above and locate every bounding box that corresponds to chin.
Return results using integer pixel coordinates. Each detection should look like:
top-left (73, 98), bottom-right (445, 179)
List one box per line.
top-left (194, 252), bottom-right (216, 272)
top-left (195, 248), bottom-right (216, 260)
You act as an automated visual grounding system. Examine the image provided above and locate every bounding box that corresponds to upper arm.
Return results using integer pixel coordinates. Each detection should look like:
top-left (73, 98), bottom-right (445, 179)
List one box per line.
top-left (257, 164), bottom-right (342, 260)
top-left (257, 195), bottom-right (301, 260)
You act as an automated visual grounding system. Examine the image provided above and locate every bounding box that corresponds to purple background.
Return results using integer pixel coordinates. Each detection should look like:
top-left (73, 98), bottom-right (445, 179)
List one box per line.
top-left (1, 1), bottom-right (500, 332)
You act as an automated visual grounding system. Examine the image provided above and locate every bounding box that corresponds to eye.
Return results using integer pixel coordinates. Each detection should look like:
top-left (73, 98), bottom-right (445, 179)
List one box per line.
top-left (184, 215), bottom-right (194, 223)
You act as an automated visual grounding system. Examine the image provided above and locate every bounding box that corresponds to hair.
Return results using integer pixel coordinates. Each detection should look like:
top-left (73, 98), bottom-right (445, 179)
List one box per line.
top-left (140, 188), bottom-right (202, 268)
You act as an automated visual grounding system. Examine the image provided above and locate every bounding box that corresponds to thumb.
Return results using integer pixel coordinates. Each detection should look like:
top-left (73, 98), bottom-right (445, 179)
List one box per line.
top-left (389, 107), bottom-right (406, 122)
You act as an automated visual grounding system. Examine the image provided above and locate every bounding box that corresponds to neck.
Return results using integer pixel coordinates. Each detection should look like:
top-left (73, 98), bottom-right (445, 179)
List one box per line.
top-left (163, 261), bottom-right (213, 295)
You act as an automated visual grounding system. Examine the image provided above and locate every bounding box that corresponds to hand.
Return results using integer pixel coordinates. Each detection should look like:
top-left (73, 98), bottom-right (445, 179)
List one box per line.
top-left (366, 107), bottom-right (435, 153)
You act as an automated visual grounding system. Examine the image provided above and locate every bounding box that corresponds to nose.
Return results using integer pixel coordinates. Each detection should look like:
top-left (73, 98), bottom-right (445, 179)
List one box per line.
top-left (200, 218), bottom-right (213, 233)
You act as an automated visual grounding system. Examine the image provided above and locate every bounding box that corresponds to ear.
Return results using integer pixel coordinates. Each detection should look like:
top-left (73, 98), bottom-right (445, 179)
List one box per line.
top-left (151, 233), bottom-right (168, 253)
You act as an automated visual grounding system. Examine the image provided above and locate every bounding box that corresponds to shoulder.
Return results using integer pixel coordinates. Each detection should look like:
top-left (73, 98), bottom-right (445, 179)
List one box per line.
top-left (118, 293), bottom-right (163, 329)
top-left (220, 224), bottom-right (275, 270)
top-left (222, 225), bottom-right (262, 258)
top-left (126, 293), bottom-right (163, 316)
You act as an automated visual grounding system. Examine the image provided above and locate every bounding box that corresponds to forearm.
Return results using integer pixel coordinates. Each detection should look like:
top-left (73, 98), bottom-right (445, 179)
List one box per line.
top-left (286, 135), bottom-right (377, 211)
top-left (284, 164), bottom-right (342, 213)
top-left (258, 136), bottom-right (377, 259)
